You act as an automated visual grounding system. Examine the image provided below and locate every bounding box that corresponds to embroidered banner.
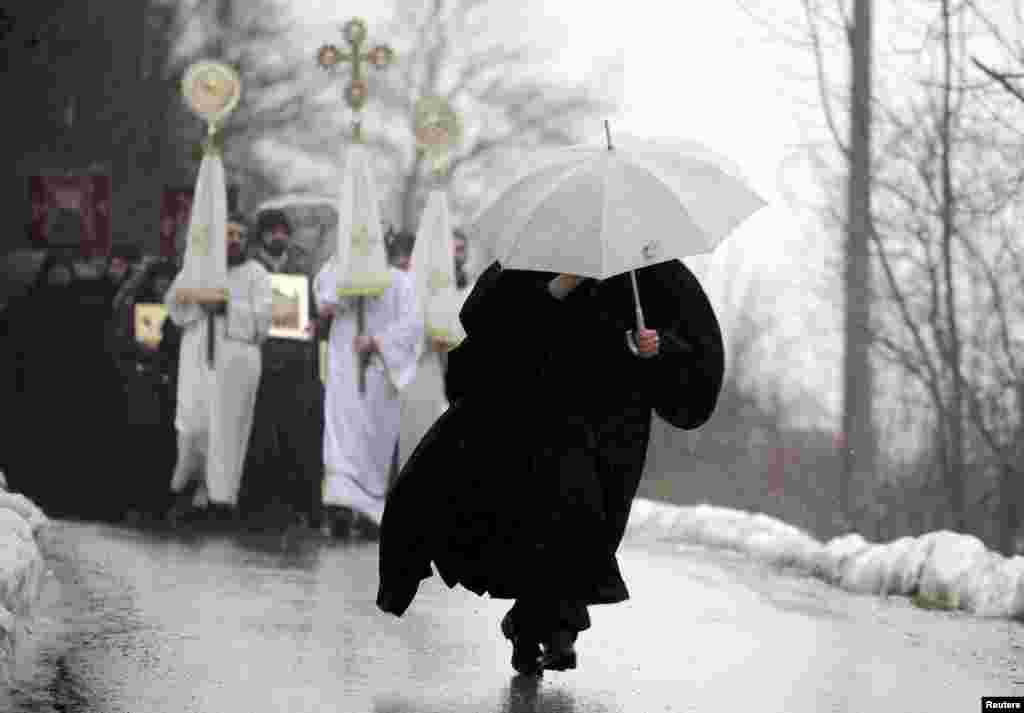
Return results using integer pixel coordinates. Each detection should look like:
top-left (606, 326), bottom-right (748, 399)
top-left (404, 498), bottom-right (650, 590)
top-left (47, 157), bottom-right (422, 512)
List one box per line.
top-left (28, 175), bottom-right (112, 256)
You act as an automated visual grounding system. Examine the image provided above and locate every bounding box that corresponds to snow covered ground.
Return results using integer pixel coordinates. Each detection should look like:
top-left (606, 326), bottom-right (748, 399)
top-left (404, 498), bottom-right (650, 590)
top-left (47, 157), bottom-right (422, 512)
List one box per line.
top-left (625, 498), bottom-right (1024, 620)
top-left (0, 471), bottom-right (49, 674)
top-left (1, 483), bottom-right (1019, 680)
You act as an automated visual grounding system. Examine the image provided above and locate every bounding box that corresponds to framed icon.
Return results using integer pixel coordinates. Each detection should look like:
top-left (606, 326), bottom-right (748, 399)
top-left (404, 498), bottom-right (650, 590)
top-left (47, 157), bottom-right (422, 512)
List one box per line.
top-left (269, 273), bottom-right (310, 341)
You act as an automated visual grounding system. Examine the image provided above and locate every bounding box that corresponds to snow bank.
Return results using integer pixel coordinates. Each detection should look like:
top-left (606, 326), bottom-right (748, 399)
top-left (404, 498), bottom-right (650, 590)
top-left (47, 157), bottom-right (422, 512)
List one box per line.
top-left (627, 497), bottom-right (1024, 620)
top-left (0, 471), bottom-right (50, 669)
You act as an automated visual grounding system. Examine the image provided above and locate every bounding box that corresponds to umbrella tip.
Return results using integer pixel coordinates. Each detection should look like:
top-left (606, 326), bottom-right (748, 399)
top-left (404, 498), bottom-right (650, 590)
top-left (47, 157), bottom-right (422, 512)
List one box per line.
top-left (604, 120), bottom-right (613, 151)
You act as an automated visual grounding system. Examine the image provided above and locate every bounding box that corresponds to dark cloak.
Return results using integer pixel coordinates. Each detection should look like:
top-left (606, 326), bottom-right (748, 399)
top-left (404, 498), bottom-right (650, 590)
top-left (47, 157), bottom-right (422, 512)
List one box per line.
top-left (377, 258), bottom-right (725, 617)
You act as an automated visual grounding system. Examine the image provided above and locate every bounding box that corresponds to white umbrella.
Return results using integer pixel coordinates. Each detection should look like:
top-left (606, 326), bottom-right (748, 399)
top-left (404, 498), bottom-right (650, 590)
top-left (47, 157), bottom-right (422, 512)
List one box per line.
top-left (472, 125), bottom-right (766, 331)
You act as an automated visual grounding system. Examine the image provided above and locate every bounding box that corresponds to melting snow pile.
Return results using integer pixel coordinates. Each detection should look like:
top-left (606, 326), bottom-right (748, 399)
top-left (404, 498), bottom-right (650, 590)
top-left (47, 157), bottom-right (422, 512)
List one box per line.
top-left (0, 471), bottom-right (49, 670)
top-left (626, 498), bottom-right (1024, 620)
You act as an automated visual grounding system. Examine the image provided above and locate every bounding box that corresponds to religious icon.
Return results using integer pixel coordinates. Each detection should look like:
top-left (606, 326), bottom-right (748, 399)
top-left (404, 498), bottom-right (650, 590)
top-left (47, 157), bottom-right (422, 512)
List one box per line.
top-left (28, 175), bottom-right (112, 256)
top-left (135, 303), bottom-right (169, 348)
top-left (268, 273), bottom-right (310, 341)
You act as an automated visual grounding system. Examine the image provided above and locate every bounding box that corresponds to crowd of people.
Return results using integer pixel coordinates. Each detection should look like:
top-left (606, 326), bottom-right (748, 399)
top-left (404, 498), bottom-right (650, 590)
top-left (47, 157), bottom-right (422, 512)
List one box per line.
top-left (0, 207), bottom-right (473, 540)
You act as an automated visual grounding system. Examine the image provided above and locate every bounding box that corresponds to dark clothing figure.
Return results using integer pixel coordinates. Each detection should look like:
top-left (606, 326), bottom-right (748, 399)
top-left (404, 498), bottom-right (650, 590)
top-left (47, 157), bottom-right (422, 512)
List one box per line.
top-left (8, 256), bottom-right (113, 518)
top-left (239, 239), bottom-right (325, 530)
top-left (105, 260), bottom-right (180, 523)
top-left (377, 258), bottom-right (725, 671)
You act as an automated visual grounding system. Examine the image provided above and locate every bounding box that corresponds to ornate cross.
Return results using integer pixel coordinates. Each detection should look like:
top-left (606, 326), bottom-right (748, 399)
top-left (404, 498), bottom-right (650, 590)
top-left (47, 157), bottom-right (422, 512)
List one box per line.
top-left (317, 18), bottom-right (394, 143)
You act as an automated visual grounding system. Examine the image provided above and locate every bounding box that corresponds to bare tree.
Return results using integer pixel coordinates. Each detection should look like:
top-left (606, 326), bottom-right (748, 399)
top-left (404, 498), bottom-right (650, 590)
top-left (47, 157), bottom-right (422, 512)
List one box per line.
top-left (284, 0), bottom-right (619, 235)
top-left (739, 0), bottom-right (1024, 547)
top-left (168, 0), bottom-right (323, 208)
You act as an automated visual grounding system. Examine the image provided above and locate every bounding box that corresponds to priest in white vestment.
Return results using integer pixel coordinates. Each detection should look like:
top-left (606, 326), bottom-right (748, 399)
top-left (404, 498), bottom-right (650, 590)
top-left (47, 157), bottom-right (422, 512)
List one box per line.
top-left (315, 257), bottom-right (423, 531)
top-left (166, 216), bottom-right (273, 519)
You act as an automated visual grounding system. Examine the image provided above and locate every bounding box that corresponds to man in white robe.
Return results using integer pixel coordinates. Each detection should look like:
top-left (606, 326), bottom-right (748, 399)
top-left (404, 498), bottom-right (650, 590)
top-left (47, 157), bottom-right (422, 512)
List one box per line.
top-left (398, 230), bottom-right (475, 471)
top-left (315, 256), bottom-right (423, 537)
top-left (165, 216), bottom-right (273, 524)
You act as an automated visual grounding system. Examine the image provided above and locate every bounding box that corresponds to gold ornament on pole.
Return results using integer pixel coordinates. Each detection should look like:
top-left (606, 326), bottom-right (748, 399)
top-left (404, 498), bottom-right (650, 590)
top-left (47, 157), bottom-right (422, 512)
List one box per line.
top-left (182, 60), bottom-right (242, 157)
top-left (316, 19), bottom-right (395, 395)
top-left (414, 96), bottom-right (463, 179)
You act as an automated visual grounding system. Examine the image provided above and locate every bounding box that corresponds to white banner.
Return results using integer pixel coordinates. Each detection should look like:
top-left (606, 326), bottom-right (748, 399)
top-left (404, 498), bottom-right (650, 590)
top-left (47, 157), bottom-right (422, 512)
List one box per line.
top-left (411, 189), bottom-right (461, 345)
top-left (178, 152), bottom-right (228, 290)
top-left (334, 144), bottom-right (391, 297)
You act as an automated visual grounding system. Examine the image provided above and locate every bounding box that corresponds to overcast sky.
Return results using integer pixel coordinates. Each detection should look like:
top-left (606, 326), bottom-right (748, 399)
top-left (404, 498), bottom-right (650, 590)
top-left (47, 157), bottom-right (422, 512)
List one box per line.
top-left (292, 0), bottom-right (841, 427)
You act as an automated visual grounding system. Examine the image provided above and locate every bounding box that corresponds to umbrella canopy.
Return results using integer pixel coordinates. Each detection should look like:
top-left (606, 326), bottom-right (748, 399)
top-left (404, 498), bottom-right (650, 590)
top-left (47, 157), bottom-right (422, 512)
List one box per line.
top-left (472, 132), bottom-right (767, 280)
top-left (410, 189), bottom-right (462, 346)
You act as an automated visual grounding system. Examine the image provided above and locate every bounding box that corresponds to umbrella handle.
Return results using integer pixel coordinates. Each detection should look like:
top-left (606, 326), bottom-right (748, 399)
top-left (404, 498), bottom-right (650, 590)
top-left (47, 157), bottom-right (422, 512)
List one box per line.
top-left (630, 270), bottom-right (646, 332)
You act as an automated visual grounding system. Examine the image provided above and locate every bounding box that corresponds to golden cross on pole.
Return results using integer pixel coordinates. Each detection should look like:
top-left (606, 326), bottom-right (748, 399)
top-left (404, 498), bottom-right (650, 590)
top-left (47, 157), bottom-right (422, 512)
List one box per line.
top-left (317, 18), bottom-right (394, 143)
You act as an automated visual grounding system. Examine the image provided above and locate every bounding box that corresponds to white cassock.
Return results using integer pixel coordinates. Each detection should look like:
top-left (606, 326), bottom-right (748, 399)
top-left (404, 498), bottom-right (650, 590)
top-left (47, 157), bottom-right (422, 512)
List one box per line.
top-left (397, 278), bottom-right (477, 471)
top-left (166, 260), bottom-right (274, 505)
top-left (315, 264), bottom-right (423, 524)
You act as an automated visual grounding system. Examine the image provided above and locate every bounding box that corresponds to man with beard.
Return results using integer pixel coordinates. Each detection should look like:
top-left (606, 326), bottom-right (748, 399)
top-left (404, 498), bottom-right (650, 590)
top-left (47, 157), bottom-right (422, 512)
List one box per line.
top-left (377, 258), bottom-right (725, 676)
top-left (239, 209), bottom-right (325, 531)
top-left (165, 214), bottom-right (273, 527)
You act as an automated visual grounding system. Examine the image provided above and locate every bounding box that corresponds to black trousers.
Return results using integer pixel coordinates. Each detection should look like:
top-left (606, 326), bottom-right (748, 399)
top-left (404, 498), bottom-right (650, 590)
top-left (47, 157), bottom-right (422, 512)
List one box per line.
top-left (241, 356), bottom-right (324, 526)
top-left (506, 598), bottom-right (591, 642)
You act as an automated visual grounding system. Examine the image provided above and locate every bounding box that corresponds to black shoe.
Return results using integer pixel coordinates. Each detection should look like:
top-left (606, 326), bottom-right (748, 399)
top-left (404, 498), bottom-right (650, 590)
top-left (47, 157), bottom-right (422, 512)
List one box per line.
top-left (541, 630), bottom-right (577, 671)
top-left (501, 613), bottom-right (544, 676)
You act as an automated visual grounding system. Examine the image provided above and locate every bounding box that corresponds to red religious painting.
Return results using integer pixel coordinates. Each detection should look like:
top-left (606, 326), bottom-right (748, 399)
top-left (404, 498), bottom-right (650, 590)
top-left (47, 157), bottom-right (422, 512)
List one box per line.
top-left (28, 175), bottom-right (112, 257)
top-left (159, 187), bottom-right (194, 258)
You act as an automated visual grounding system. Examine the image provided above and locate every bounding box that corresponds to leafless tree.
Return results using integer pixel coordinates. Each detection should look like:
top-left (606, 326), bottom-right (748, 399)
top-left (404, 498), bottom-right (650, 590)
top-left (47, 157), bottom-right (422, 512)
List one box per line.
top-left (738, 0), bottom-right (1024, 549)
top-left (167, 0), bottom-right (323, 208)
top-left (283, 0), bottom-right (619, 236)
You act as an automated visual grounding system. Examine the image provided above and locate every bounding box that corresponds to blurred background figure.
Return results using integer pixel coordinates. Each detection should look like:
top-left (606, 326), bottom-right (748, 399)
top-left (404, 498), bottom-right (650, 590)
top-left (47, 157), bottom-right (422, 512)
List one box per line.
top-left (166, 214), bottom-right (273, 529)
top-left (386, 228), bottom-right (415, 272)
top-left (6, 255), bottom-right (107, 518)
top-left (107, 258), bottom-right (181, 526)
top-left (315, 227), bottom-right (423, 540)
top-left (239, 208), bottom-right (325, 532)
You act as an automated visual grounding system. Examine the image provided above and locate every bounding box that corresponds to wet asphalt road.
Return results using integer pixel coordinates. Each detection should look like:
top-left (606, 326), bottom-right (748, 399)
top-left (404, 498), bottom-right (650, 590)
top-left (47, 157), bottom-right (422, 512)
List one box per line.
top-left (3, 520), bottom-right (1022, 713)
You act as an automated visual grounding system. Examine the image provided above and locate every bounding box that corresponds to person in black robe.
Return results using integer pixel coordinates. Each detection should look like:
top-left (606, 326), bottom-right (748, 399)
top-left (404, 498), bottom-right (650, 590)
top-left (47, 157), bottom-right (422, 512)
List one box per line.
top-left (106, 259), bottom-right (180, 525)
top-left (238, 209), bottom-right (325, 531)
top-left (8, 255), bottom-right (98, 517)
top-left (376, 257), bottom-right (725, 675)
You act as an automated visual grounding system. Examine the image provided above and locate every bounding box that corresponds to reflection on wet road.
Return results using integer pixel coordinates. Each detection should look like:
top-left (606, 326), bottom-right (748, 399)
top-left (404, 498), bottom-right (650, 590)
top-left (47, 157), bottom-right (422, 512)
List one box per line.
top-left (3, 521), bottom-right (1022, 712)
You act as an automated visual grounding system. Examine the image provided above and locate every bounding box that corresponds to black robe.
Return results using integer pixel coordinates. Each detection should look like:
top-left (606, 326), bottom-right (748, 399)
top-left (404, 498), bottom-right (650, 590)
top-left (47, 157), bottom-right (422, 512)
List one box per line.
top-left (377, 258), bottom-right (725, 617)
top-left (238, 249), bottom-right (324, 527)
